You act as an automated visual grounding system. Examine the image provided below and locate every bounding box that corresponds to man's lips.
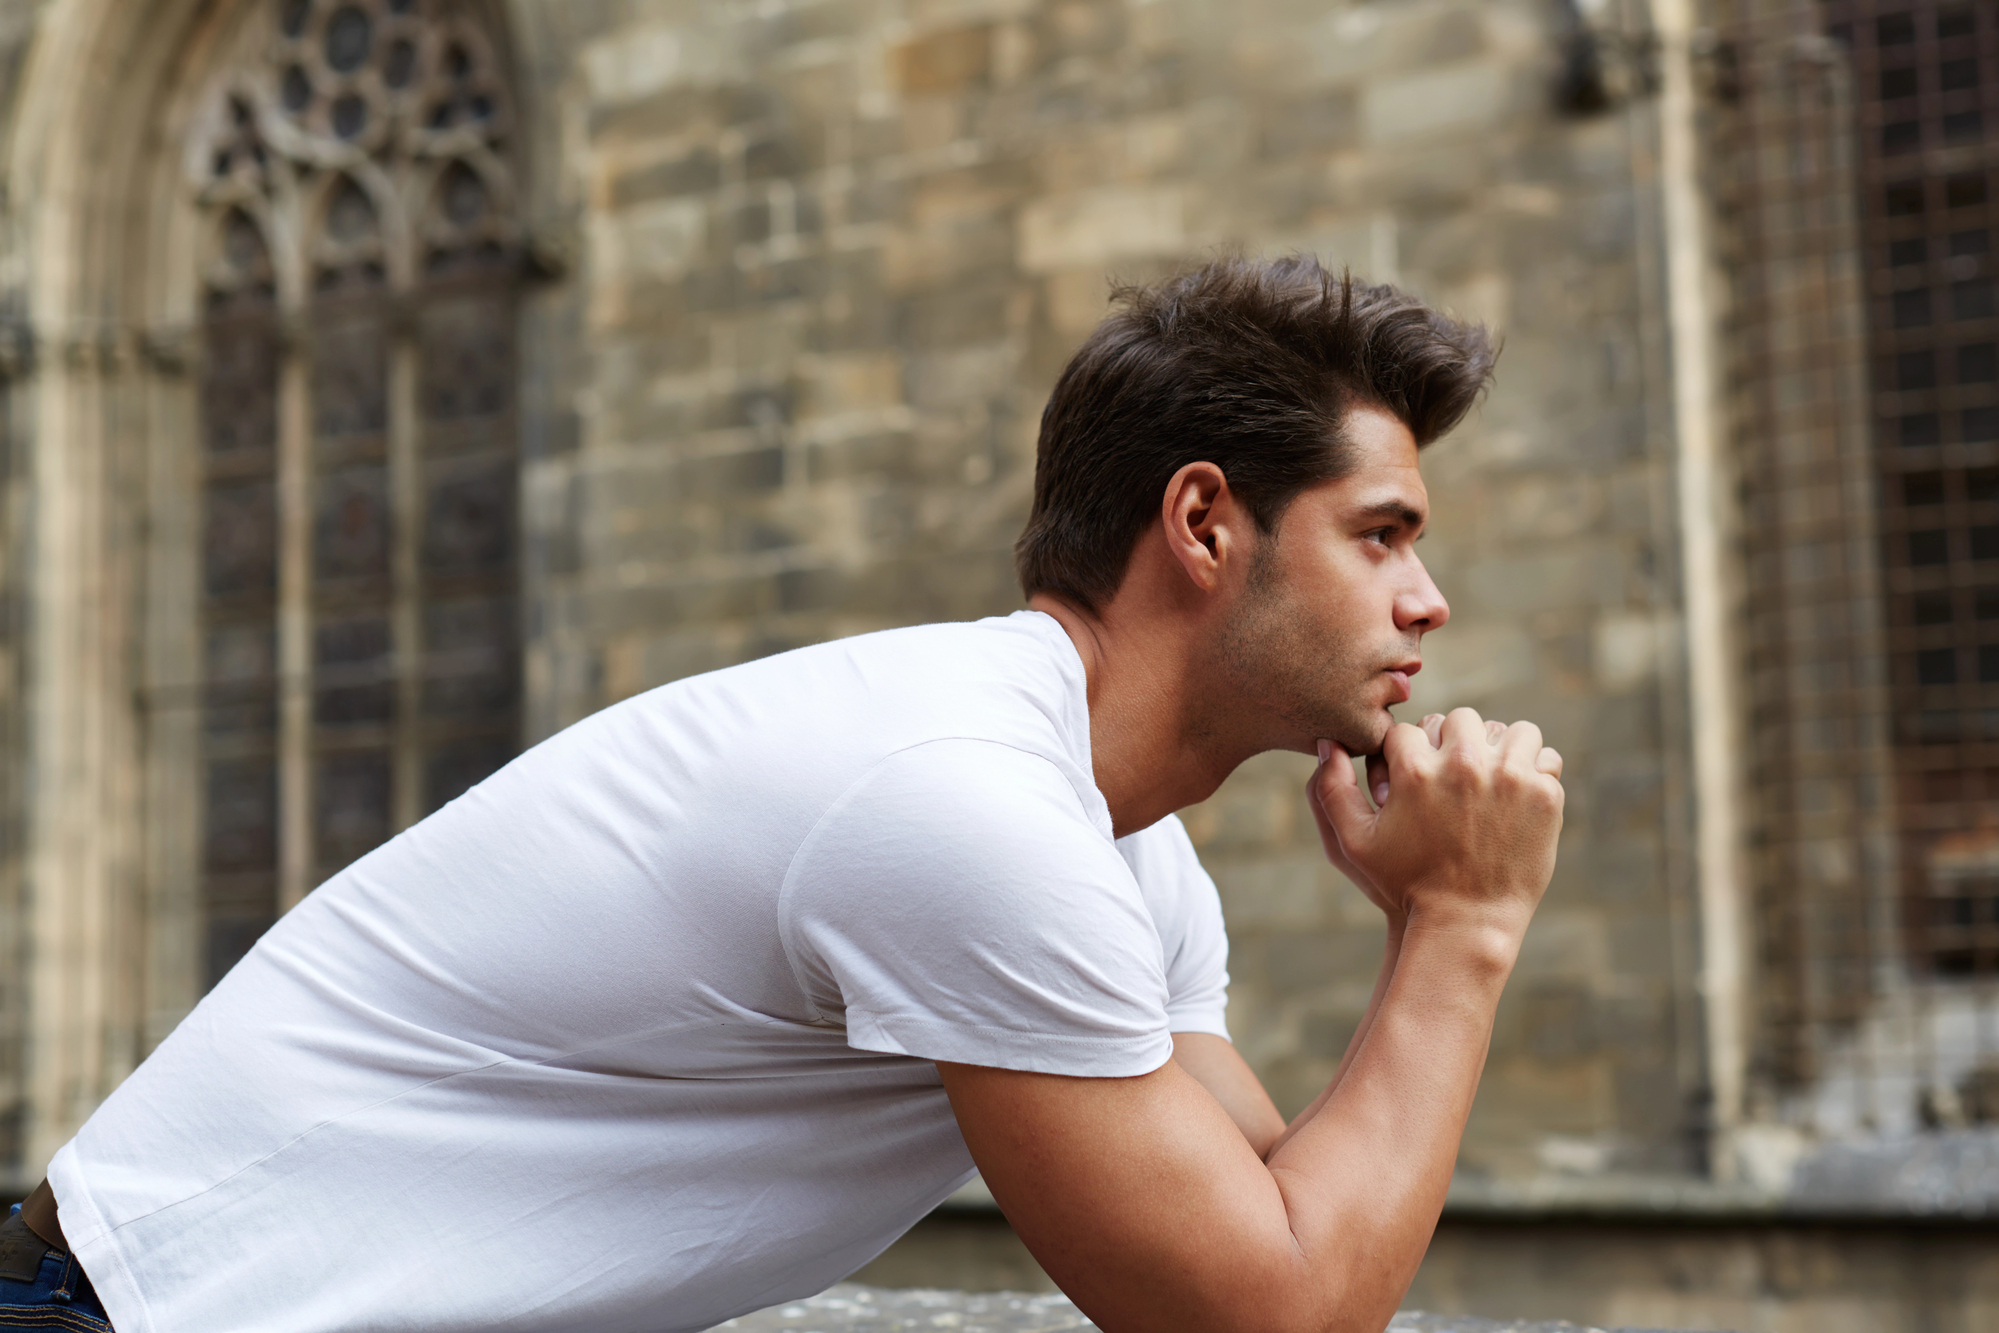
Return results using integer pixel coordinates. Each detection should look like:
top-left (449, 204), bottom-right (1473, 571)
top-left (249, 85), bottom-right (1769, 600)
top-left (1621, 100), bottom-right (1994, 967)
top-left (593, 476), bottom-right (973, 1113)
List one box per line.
top-left (1384, 663), bottom-right (1420, 704)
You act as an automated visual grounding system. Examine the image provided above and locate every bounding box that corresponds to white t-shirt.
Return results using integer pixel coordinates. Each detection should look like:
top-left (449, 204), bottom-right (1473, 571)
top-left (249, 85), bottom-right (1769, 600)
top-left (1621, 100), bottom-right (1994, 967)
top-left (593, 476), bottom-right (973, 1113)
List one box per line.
top-left (51, 611), bottom-right (1231, 1333)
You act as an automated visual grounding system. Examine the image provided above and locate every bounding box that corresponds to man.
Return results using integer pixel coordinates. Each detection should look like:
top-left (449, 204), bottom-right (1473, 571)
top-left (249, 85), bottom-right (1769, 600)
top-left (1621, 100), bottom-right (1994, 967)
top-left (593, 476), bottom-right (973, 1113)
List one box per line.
top-left (1, 256), bottom-right (1562, 1332)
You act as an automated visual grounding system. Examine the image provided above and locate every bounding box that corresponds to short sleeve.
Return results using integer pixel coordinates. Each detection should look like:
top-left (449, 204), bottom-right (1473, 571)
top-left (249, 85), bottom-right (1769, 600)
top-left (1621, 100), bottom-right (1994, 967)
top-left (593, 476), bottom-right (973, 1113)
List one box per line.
top-left (1117, 815), bottom-right (1231, 1041)
top-left (780, 739), bottom-right (1175, 1078)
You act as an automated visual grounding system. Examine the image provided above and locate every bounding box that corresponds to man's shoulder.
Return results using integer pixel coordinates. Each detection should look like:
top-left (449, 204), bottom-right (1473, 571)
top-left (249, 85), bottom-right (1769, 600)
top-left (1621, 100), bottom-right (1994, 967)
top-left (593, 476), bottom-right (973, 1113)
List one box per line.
top-left (617, 611), bottom-right (1091, 769)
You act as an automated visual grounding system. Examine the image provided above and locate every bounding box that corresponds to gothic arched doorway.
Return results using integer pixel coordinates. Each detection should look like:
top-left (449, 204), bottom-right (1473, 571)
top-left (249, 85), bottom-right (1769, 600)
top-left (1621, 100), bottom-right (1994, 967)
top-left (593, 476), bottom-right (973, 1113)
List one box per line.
top-left (2, 0), bottom-right (538, 1183)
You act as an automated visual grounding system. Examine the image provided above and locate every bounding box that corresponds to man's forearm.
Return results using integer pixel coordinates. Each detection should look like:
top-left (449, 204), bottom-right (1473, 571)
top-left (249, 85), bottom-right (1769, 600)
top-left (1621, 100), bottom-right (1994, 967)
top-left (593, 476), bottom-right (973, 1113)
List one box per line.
top-left (1260, 911), bottom-right (1518, 1330)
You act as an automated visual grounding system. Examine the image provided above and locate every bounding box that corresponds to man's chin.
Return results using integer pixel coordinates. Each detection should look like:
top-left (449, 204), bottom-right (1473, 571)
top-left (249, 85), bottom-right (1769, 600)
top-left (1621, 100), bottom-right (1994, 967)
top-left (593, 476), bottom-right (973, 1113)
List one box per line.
top-left (1323, 709), bottom-right (1394, 758)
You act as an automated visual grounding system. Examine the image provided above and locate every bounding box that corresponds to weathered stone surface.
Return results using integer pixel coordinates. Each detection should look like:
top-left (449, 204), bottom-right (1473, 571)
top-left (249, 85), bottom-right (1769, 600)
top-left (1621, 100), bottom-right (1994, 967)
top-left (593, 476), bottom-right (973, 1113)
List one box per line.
top-left (711, 1284), bottom-right (1703, 1332)
top-left (713, 1286), bottom-right (1093, 1331)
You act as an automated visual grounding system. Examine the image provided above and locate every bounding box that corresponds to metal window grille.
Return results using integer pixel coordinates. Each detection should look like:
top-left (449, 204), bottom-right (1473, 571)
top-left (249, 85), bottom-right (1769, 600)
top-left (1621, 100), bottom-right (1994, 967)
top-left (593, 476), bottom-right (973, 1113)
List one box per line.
top-left (1823, 0), bottom-right (1999, 986)
top-left (1729, 0), bottom-right (1999, 1134)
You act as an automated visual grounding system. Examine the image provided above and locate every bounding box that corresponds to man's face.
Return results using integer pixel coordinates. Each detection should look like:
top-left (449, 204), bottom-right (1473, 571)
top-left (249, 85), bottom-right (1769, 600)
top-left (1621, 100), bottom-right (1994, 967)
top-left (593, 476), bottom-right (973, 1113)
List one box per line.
top-left (1215, 405), bottom-right (1449, 755)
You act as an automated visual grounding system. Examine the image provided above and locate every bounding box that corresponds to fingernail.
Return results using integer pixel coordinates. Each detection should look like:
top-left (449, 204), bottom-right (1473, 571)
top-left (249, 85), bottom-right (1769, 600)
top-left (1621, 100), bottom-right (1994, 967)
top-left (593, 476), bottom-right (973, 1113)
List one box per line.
top-left (1373, 782), bottom-right (1390, 805)
top-left (1316, 739), bottom-right (1332, 764)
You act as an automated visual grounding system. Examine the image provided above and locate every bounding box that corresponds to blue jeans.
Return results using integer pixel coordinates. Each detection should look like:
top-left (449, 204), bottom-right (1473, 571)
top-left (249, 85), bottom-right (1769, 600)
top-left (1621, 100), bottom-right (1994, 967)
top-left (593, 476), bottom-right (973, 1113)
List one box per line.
top-left (0, 1204), bottom-right (112, 1331)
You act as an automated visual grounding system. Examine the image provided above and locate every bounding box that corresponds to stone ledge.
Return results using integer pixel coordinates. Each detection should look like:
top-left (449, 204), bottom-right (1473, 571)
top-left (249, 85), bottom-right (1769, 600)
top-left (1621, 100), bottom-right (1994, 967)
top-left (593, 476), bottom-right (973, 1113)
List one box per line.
top-left (712, 1284), bottom-right (1707, 1332)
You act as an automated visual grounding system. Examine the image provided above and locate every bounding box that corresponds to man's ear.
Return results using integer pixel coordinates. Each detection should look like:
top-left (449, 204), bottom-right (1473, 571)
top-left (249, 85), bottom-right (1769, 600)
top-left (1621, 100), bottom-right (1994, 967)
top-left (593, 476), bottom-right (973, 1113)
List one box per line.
top-left (1161, 461), bottom-right (1244, 593)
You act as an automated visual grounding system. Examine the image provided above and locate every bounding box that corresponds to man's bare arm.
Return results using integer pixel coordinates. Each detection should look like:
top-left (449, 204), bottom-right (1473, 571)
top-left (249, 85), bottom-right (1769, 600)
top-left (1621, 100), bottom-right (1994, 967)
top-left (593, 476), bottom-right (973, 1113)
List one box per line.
top-left (939, 709), bottom-right (1563, 1333)
top-left (1267, 712), bottom-right (1471, 1159)
top-left (1168, 1033), bottom-right (1284, 1157)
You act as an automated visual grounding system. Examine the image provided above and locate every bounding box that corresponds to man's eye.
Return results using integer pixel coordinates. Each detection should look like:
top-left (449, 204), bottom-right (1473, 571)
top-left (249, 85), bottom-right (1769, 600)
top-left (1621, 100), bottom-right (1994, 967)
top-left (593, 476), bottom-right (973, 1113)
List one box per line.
top-left (1365, 528), bottom-right (1394, 544)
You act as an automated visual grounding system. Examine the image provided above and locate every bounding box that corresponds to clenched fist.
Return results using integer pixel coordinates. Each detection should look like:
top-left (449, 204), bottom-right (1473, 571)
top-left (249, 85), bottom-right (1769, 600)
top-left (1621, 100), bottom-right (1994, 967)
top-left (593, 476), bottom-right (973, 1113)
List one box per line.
top-left (1307, 707), bottom-right (1565, 938)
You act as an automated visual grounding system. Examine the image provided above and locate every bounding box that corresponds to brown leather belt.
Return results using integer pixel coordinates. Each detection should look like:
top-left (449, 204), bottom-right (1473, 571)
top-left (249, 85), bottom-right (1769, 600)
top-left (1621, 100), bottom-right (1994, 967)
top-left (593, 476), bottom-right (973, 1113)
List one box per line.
top-left (18, 1180), bottom-right (67, 1253)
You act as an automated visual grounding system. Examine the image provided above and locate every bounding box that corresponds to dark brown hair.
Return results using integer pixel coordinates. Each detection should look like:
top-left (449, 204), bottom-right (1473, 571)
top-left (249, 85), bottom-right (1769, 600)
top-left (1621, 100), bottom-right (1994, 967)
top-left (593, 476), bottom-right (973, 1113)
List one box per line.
top-left (1014, 255), bottom-right (1497, 611)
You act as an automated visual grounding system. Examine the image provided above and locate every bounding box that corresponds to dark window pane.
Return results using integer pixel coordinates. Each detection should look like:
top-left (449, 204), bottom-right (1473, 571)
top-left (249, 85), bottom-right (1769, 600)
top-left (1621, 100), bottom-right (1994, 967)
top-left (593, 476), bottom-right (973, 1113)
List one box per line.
top-left (1940, 7), bottom-right (1975, 39)
top-left (203, 628), bottom-right (277, 686)
top-left (332, 94), bottom-right (368, 139)
top-left (1895, 289), bottom-right (1932, 327)
top-left (206, 758), bottom-right (276, 871)
top-left (314, 466), bottom-right (392, 585)
top-left (1955, 280), bottom-right (1996, 321)
top-left (1970, 406), bottom-right (1999, 442)
top-left (421, 296), bottom-right (513, 422)
top-left (1901, 349), bottom-right (1938, 389)
top-left (1919, 708), bottom-right (1961, 742)
top-left (1979, 588), bottom-right (1999, 619)
top-left (325, 6), bottom-right (372, 73)
top-left (1884, 121), bottom-right (1923, 155)
top-left (315, 617), bottom-right (394, 725)
top-left (1912, 528), bottom-right (1951, 563)
top-left (1975, 524), bottom-right (1999, 559)
top-left (316, 617), bottom-right (389, 666)
top-left (1916, 591), bottom-right (1955, 624)
top-left (203, 319), bottom-right (278, 456)
top-left (1952, 230), bottom-right (1992, 256)
top-left (423, 598), bottom-right (517, 717)
top-left (1906, 470), bottom-right (1947, 504)
top-left (1946, 110), bottom-right (1985, 143)
top-left (1920, 648), bottom-right (1959, 684)
top-left (1882, 66), bottom-right (1920, 98)
top-left (204, 480), bottom-right (278, 597)
top-left (439, 162), bottom-right (491, 227)
top-left (1969, 466), bottom-right (1999, 500)
top-left (1879, 12), bottom-right (1916, 44)
top-left (1942, 57), bottom-right (1980, 92)
top-left (1904, 412), bottom-right (1944, 447)
top-left (324, 177), bottom-right (379, 247)
top-left (423, 460), bottom-right (515, 574)
top-left (1892, 238), bottom-right (1929, 266)
top-left (204, 625), bottom-right (277, 737)
top-left (315, 749), bottom-right (391, 870)
top-left (1948, 174), bottom-right (1989, 209)
top-left (312, 318), bottom-right (387, 438)
top-left (1962, 344), bottom-right (1998, 383)
top-left (1936, 949), bottom-right (1979, 975)
top-left (1980, 646), bottom-right (1999, 682)
top-left (1888, 181), bottom-right (1926, 216)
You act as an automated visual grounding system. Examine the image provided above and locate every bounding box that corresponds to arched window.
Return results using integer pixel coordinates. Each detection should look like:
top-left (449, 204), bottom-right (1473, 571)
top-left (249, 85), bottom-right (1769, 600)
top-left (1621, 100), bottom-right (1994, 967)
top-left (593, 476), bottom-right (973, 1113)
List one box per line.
top-left (187, 0), bottom-right (521, 986)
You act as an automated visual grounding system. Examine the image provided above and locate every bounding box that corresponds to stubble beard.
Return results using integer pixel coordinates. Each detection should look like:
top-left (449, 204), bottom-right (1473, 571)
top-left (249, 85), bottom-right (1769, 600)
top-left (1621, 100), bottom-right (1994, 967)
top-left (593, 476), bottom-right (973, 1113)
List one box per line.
top-left (1216, 537), bottom-right (1400, 756)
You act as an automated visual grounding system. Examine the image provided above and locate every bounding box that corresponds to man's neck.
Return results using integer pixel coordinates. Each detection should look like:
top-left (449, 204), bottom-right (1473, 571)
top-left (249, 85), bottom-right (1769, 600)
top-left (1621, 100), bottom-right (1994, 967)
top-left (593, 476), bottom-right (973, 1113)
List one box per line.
top-left (1028, 592), bottom-right (1257, 838)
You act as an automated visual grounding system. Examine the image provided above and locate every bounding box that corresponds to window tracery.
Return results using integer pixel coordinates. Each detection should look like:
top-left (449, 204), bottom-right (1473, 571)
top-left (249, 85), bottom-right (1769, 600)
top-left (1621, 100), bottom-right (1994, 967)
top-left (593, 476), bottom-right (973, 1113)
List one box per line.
top-left (186, 0), bottom-right (521, 986)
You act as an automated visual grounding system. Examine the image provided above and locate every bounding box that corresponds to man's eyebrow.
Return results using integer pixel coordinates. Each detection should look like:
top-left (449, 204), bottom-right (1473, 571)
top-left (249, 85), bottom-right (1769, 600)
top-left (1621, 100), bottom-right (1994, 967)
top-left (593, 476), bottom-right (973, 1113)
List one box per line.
top-left (1350, 500), bottom-right (1427, 529)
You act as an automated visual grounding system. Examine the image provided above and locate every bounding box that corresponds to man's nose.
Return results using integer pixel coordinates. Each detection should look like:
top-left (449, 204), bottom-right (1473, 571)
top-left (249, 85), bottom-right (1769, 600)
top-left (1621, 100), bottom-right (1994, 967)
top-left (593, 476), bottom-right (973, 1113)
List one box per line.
top-left (1395, 562), bottom-right (1450, 633)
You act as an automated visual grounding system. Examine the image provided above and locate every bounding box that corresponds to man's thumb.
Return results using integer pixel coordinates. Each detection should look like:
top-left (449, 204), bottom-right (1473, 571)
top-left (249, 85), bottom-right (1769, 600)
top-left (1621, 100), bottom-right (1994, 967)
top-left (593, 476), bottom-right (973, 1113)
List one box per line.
top-left (1311, 742), bottom-right (1376, 847)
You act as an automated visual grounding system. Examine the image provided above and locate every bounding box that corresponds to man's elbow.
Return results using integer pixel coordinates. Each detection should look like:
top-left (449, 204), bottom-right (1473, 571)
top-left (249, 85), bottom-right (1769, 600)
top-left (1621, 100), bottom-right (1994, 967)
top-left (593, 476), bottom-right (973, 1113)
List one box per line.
top-left (1093, 1249), bottom-right (1395, 1333)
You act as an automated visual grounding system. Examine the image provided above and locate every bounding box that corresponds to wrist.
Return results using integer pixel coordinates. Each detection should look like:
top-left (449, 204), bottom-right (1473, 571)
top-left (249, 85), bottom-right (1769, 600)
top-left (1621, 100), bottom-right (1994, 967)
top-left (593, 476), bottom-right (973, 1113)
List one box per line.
top-left (1400, 900), bottom-right (1527, 978)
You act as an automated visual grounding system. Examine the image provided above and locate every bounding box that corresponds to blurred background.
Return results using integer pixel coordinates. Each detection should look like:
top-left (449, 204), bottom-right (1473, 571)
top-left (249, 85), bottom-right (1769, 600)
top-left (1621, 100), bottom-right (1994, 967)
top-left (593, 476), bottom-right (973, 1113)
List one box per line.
top-left (0, 0), bottom-right (1992, 1327)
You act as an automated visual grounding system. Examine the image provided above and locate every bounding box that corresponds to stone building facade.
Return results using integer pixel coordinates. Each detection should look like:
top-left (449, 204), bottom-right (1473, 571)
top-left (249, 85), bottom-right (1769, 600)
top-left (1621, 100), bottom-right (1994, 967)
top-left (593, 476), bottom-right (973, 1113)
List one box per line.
top-left (0, 0), bottom-right (1991, 1326)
